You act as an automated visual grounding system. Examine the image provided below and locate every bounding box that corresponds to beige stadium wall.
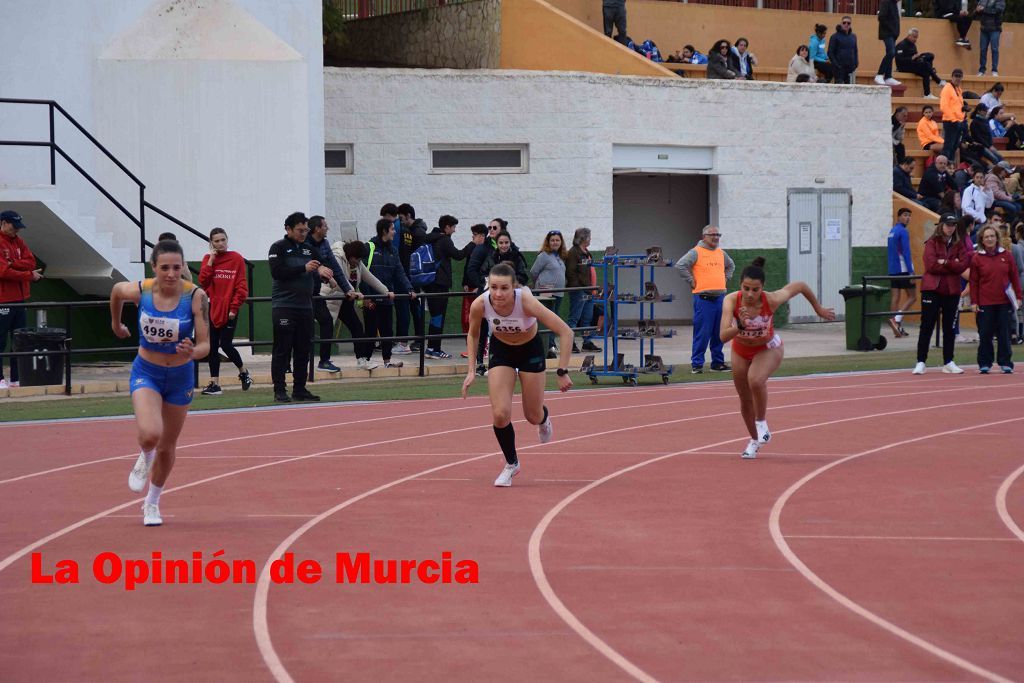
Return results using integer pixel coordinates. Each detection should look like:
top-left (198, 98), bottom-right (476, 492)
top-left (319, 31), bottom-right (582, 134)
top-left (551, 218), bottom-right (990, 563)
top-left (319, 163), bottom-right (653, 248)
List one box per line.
top-left (548, 0), bottom-right (1020, 77)
top-left (500, 0), bottom-right (676, 76)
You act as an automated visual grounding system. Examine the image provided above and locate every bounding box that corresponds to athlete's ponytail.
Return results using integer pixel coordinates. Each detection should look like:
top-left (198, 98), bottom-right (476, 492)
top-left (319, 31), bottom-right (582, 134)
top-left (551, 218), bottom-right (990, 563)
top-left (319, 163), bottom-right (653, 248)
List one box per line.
top-left (740, 256), bottom-right (766, 284)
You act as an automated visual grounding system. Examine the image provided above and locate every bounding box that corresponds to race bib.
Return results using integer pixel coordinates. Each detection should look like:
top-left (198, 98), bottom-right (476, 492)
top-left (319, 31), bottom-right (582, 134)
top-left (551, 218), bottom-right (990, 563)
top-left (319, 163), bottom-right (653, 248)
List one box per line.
top-left (141, 314), bottom-right (180, 344)
top-left (492, 317), bottom-right (527, 334)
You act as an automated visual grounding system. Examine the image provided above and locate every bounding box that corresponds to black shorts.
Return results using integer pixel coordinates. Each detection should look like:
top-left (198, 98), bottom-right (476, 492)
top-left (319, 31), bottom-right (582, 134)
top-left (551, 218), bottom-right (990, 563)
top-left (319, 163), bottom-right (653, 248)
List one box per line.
top-left (488, 333), bottom-right (547, 373)
top-left (890, 273), bottom-right (916, 290)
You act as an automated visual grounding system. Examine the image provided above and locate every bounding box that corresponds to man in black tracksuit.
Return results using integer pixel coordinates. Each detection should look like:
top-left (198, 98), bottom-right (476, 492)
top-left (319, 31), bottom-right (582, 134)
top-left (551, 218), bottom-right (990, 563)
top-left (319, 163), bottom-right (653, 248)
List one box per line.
top-left (268, 212), bottom-right (332, 402)
top-left (365, 218), bottom-right (416, 367)
top-left (395, 203), bottom-right (428, 350)
top-left (422, 215), bottom-right (478, 358)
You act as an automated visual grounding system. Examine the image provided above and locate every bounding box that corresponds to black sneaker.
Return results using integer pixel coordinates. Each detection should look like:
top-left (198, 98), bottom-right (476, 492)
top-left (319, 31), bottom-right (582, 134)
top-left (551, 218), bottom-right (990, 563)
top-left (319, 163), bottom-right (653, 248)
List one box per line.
top-left (691, 365), bottom-right (704, 374)
top-left (571, 343), bottom-right (581, 354)
top-left (546, 347), bottom-right (558, 360)
top-left (201, 381), bottom-right (222, 396)
top-left (238, 369), bottom-right (253, 391)
top-left (710, 362), bottom-right (731, 372)
top-left (274, 391), bottom-right (292, 403)
top-left (475, 363), bottom-right (487, 377)
top-left (318, 360), bottom-right (341, 373)
top-left (292, 389), bottom-right (321, 402)
top-left (581, 341), bottom-right (601, 352)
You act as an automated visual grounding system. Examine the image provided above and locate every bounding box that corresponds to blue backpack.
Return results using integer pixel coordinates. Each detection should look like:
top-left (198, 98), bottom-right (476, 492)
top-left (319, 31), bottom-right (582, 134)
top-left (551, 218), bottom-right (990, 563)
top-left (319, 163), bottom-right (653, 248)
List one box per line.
top-left (409, 243), bottom-right (438, 286)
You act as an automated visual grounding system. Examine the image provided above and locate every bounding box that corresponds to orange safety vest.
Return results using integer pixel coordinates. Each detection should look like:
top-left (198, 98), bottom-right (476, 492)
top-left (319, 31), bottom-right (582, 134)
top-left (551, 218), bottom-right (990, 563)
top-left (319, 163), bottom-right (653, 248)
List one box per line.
top-left (691, 245), bottom-right (727, 293)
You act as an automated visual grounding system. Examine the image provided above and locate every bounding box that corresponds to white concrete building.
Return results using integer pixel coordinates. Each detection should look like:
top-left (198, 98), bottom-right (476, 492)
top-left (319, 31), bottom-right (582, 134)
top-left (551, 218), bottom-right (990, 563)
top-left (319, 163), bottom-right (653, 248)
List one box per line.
top-left (325, 68), bottom-right (892, 321)
top-left (0, 0), bottom-right (322, 293)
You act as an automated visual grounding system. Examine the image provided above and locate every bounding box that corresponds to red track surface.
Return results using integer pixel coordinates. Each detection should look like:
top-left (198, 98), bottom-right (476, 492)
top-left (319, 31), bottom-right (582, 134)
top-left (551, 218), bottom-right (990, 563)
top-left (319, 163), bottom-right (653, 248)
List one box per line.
top-left (1, 370), bottom-right (1022, 682)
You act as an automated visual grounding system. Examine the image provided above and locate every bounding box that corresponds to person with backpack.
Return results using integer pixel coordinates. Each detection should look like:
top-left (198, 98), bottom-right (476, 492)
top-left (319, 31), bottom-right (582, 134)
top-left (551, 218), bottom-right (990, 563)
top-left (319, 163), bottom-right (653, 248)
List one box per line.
top-left (417, 215), bottom-right (477, 359)
top-left (365, 218), bottom-right (416, 369)
top-left (975, 0), bottom-right (1005, 77)
top-left (394, 203), bottom-right (428, 355)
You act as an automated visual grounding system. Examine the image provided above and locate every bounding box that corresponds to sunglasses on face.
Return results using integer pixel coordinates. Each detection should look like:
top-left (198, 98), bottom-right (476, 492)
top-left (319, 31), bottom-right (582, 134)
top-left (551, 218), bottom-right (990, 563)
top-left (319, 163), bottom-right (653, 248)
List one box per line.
top-left (547, 231), bottom-right (561, 237)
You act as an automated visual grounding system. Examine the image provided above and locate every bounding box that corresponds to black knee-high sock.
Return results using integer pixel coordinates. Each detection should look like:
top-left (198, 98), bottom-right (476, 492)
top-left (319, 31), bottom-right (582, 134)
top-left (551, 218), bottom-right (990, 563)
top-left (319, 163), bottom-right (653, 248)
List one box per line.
top-left (493, 423), bottom-right (517, 465)
top-left (541, 405), bottom-right (549, 424)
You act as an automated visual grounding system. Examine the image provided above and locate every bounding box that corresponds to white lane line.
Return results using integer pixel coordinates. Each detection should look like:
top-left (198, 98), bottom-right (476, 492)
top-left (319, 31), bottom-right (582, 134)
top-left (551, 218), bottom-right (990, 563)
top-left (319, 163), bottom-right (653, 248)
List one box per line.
top-left (995, 463), bottom-right (1024, 543)
top-left (537, 479), bottom-right (599, 483)
top-left (415, 478), bottom-right (473, 482)
top-left (769, 417), bottom-right (1024, 683)
top-left (0, 374), bottom-right (975, 485)
top-left (527, 397), bottom-right (1024, 683)
top-left (690, 451), bottom-right (845, 458)
top-left (251, 383), bottom-right (1014, 683)
top-left (786, 535), bottom-right (1019, 543)
top-left (0, 385), bottom-right (656, 485)
top-left (246, 514), bottom-right (319, 518)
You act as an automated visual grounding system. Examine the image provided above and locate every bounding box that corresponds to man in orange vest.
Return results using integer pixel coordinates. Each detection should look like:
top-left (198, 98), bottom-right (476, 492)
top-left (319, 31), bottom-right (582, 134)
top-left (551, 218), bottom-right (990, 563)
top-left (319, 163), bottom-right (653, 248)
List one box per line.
top-left (677, 225), bottom-right (735, 373)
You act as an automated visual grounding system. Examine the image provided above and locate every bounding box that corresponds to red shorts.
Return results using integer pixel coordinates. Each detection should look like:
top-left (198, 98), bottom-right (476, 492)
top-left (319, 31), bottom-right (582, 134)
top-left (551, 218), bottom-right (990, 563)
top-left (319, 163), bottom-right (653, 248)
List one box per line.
top-left (732, 334), bottom-right (782, 361)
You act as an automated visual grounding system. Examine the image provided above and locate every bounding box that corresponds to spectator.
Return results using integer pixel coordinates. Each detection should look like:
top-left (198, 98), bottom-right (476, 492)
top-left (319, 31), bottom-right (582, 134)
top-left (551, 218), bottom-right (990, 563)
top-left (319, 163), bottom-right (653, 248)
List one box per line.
top-left (912, 214), bottom-right (971, 374)
top-left (895, 28), bottom-right (944, 98)
top-left (952, 159), bottom-right (974, 192)
top-left (707, 40), bottom-right (737, 80)
top-left (917, 105), bottom-right (944, 153)
top-left (827, 16), bottom-right (859, 85)
top-left (680, 45), bottom-right (707, 64)
top-left (394, 203), bottom-right (428, 354)
top-left (530, 230), bottom-right (568, 359)
top-left (875, 0), bottom-right (902, 86)
top-left (887, 208), bottom-right (917, 337)
top-left (939, 186), bottom-right (964, 220)
top-left (963, 167), bottom-right (994, 232)
top-left (728, 38), bottom-right (757, 80)
top-left (268, 212), bottom-right (331, 403)
top-left (564, 228), bottom-right (601, 354)
top-left (321, 240), bottom-right (387, 370)
top-left (465, 220), bottom-right (502, 375)
top-left (893, 157), bottom-right (923, 203)
top-left (985, 161), bottom-right (1020, 222)
top-left (975, 0), bottom-right (1004, 77)
top-left (809, 24), bottom-right (834, 83)
top-left (198, 227), bottom-right (251, 395)
top-left (460, 223), bottom-right (488, 342)
top-left (365, 218), bottom-right (416, 369)
top-left (156, 232), bottom-right (194, 282)
top-left (968, 102), bottom-right (1003, 166)
top-left (676, 224), bottom-right (734, 373)
top-left (603, 0), bottom-right (627, 44)
top-left (0, 210), bottom-right (42, 389)
top-left (307, 215), bottom-right (355, 374)
top-left (1012, 222), bottom-right (1024, 341)
top-left (920, 155), bottom-right (954, 212)
top-left (970, 224), bottom-right (1021, 373)
top-left (980, 84), bottom-right (1012, 122)
top-left (422, 215), bottom-right (476, 359)
top-left (940, 69), bottom-right (967, 160)
top-left (892, 106), bottom-right (909, 164)
top-left (482, 230), bottom-right (529, 287)
top-left (787, 45), bottom-right (817, 83)
top-left (935, 0), bottom-right (973, 48)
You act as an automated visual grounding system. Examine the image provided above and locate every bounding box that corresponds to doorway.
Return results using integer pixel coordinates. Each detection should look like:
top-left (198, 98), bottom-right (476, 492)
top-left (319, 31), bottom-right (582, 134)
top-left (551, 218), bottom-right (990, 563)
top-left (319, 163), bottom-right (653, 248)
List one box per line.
top-left (787, 188), bottom-right (852, 322)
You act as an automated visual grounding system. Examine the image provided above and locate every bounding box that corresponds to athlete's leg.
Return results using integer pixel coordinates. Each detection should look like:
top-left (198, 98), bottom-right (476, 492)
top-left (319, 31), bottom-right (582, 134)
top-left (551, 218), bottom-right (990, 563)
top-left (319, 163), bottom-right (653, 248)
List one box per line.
top-left (488, 365), bottom-right (519, 467)
top-left (151, 401), bottom-right (189, 488)
top-left (132, 388), bottom-right (164, 453)
top-left (747, 345), bottom-right (784, 422)
top-left (518, 370), bottom-right (546, 425)
top-left (730, 354), bottom-right (756, 440)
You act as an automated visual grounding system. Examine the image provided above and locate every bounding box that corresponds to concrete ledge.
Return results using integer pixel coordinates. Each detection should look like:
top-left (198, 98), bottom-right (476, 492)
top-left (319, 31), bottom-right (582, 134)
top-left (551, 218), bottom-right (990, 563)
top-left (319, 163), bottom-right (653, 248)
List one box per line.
top-left (9, 386), bottom-right (47, 398)
top-left (426, 365), bottom-right (458, 376)
top-left (369, 366), bottom-right (400, 378)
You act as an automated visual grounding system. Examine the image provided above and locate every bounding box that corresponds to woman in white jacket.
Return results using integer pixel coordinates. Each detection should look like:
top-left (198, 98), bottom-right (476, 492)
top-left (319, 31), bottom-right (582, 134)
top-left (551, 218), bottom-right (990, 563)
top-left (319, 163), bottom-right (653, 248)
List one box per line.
top-left (962, 167), bottom-right (994, 231)
top-left (320, 240), bottom-right (393, 370)
top-left (787, 45), bottom-right (817, 83)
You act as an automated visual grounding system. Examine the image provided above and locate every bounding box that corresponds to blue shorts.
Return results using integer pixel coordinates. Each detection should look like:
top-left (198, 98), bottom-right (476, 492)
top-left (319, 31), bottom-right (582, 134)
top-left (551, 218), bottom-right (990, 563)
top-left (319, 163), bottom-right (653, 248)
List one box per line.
top-left (130, 356), bottom-right (195, 406)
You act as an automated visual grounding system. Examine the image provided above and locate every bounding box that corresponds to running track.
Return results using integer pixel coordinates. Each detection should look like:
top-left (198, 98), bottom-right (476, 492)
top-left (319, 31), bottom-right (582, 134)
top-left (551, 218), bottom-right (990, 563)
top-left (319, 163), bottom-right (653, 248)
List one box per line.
top-left (1, 370), bottom-right (1022, 682)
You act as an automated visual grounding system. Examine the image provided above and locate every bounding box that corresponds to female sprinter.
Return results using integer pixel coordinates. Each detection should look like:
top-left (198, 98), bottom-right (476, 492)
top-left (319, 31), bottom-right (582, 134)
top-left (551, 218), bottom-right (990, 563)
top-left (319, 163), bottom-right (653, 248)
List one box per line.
top-left (110, 240), bottom-right (210, 525)
top-left (462, 262), bottom-right (574, 486)
top-left (720, 257), bottom-right (835, 459)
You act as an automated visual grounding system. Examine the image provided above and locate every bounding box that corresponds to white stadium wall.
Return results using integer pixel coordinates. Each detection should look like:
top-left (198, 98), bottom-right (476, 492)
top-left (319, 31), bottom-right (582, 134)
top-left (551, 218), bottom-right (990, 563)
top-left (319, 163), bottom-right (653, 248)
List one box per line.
top-left (0, 0), bottom-right (322, 263)
top-left (325, 68), bottom-right (892, 255)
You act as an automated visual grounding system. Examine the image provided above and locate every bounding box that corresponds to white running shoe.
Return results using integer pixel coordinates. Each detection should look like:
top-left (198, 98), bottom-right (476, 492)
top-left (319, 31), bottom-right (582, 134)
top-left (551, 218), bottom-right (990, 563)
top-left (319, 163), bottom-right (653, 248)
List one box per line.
top-left (392, 343), bottom-right (412, 355)
top-left (493, 462), bottom-right (520, 487)
top-left (874, 74), bottom-right (886, 85)
top-left (942, 361), bottom-right (964, 374)
top-left (538, 415), bottom-right (553, 444)
top-left (142, 503), bottom-right (162, 526)
top-left (912, 362), bottom-right (926, 375)
top-left (923, 93), bottom-right (938, 99)
top-left (884, 77), bottom-right (902, 86)
top-left (357, 358), bottom-right (380, 370)
top-left (741, 439), bottom-right (760, 460)
top-left (755, 420), bottom-right (771, 443)
top-left (0, 379), bottom-right (8, 390)
top-left (128, 452), bottom-right (153, 493)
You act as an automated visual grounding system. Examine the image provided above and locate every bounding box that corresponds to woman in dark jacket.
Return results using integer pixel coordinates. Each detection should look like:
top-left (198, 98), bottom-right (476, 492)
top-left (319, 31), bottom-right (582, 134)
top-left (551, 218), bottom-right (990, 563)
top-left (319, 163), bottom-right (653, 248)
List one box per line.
top-left (482, 231), bottom-right (529, 286)
top-left (968, 103), bottom-right (1004, 165)
top-left (913, 215), bottom-right (971, 374)
top-left (706, 39), bottom-right (737, 80)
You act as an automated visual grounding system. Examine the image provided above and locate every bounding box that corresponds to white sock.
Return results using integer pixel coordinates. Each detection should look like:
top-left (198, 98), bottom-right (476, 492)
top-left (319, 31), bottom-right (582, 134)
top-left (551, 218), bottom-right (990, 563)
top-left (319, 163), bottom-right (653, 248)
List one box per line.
top-left (143, 448), bottom-right (156, 465)
top-left (895, 313), bottom-right (904, 323)
top-left (145, 483), bottom-right (163, 506)
top-left (755, 420), bottom-right (770, 442)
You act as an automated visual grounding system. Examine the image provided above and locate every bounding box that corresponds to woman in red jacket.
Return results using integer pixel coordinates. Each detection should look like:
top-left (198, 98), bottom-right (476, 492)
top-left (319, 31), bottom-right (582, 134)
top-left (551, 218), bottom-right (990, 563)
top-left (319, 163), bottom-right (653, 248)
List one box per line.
top-left (913, 214), bottom-right (972, 375)
top-left (198, 227), bottom-right (251, 394)
top-left (970, 224), bottom-right (1022, 374)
